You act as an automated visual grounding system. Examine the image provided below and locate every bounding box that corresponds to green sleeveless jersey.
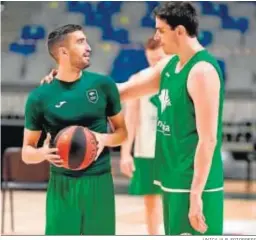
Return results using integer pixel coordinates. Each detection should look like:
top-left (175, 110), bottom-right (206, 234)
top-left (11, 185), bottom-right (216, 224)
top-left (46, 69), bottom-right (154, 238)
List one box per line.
top-left (154, 50), bottom-right (224, 190)
top-left (24, 71), bottom-right (121, 177)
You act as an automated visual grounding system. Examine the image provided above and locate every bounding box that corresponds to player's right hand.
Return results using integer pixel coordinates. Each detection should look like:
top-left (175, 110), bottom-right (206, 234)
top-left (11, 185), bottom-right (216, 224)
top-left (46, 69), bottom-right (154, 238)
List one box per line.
top-left (120, 154), bottom-right (135, 178)
top-left (91, 131), bottom-right (106, 161)
top-left (40, 69), bottom-right (58, 85)
top-left (188, 193), bottom-right (208, 234)
top-left (38, 133), bottom-right (63, 167)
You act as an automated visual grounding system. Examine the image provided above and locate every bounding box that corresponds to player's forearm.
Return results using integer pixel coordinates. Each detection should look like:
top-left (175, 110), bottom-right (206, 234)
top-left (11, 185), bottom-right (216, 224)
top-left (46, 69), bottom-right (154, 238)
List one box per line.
top-left (103, 127), bottom-right (128, 147)
top-left (190, 139), bottom-right (217, 196)
top-left (121, 104), bottom-right (137, 157)
top-left (121, 129), bottom-right (135, 157)
top-left (22, 145), bottom-right (44, 164)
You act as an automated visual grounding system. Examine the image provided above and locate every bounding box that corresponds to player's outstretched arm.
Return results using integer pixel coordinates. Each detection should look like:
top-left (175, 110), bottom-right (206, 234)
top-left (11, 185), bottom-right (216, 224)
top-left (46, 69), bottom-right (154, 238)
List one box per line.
top-left (187, 61), bottom-right (221, 234)
top-left (118, 56), bottom-right (172, 102)
top-left (22, 130), bottom-right (62, 167)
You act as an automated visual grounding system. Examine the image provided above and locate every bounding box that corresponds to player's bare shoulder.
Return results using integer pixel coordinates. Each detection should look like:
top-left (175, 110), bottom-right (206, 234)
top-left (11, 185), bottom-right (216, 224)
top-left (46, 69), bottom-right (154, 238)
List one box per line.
top-left (187, 61), bottom-right (220, 95)
top-left (190, 61), bottom-right (218, 75)
top-left (188, 61), bottom-right (220, 82)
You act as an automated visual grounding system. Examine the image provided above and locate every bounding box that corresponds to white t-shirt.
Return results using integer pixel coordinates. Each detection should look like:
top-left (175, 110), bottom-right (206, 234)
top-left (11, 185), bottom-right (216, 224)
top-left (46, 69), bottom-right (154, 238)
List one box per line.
top-left (134, 68), bottom-right (158, 159)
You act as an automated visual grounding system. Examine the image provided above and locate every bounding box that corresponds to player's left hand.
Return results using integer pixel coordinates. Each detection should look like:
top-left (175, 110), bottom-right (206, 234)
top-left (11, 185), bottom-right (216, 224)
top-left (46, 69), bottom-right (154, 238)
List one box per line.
top-left (91, 131), bottom-right (106, 161)
top-left (120, 154), bottom-right (135, 178)
top-left (40, 69), bottom-right (58, 85)
top-left (188, 193), bottom-right (208, 234)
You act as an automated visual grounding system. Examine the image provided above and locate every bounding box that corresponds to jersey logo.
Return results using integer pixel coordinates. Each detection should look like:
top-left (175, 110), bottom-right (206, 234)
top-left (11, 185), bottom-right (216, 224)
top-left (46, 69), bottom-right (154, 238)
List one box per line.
top-left (157, 120), bottom-right (171, 136)
top-left (159, 89), bottom-right (171, 113)
top-left (86, 89), bottom-right (98, 104)
top-left (55, 101), bottom-right (67, 108)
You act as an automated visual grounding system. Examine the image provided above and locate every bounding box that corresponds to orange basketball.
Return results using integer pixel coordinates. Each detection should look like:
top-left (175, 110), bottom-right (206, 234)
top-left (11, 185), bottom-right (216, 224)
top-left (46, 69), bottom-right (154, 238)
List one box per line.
top-left (53, 126), bottom-right (98, 170)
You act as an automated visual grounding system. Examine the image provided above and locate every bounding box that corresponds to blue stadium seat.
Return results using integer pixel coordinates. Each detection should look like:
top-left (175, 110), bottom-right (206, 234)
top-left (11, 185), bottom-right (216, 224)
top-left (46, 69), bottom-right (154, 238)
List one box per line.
top-left (21, 25), bottom-right (46, 40)
top-left (198, 30), bottom-right (213, 47)
top-left (9, 42), bottom-right (36, 56)
top-left (200, 2), bottom-right (216, 15)
top-left (222, 16), bottom-right (249, 34)
top-left (102, 28), bottom-right (130, 44)
top-left (110, 49), bottom-right (148, 82)
top-left (218, 4), bottom-right (229, 18)
top-left (67, 1), bottom-right (93, 15)
top-left (236, 17), bottom-right (249, 34)
top-left (200, 2), bottom-right (228, 18)
top-left (84, 13), bottom-right (112, 30)
top-left (96, 1), bottom-right (122, 15)
top-left (141, 15), bottom-right (155, 28)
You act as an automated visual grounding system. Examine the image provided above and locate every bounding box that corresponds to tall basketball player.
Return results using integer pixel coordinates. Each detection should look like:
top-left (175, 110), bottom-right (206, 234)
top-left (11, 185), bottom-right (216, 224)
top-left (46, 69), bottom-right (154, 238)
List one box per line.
top-left (120, 37), bottom-right (165, 235)
top-left (40, 2), bottom-right (225, 235)
top-left (119, 2), bottom-right (225, 235)
top-left (22, 24), bottom-right (127, 235)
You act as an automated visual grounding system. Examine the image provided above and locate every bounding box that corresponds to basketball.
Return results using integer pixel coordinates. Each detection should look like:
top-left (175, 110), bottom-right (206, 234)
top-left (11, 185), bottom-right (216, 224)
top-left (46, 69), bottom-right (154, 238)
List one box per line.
top-left (53, 126), bottom-right (98, 170)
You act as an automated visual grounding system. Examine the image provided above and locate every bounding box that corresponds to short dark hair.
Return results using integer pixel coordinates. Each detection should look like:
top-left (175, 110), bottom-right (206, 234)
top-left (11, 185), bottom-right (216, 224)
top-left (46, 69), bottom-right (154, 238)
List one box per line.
top-left (153, 2), bottom-right (198, 37)
top-left (47, 24), bottom-right (83, 59)
top-left (144, 37), bottom-right (161, 50)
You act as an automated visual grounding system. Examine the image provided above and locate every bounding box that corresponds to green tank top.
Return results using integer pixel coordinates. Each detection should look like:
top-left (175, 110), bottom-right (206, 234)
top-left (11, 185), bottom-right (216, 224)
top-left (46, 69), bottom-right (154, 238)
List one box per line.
top-left (154, 49), bottom-right (224, 190)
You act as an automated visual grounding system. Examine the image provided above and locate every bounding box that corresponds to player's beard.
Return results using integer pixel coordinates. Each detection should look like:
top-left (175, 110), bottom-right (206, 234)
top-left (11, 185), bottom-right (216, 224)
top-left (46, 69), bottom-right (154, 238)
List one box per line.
top-left (72, 57), bottom-right (90, 70)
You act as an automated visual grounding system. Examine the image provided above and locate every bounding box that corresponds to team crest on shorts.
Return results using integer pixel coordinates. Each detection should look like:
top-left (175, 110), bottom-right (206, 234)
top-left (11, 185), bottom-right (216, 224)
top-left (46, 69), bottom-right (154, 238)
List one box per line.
top-left (86, 89), bottom-right (98, 103)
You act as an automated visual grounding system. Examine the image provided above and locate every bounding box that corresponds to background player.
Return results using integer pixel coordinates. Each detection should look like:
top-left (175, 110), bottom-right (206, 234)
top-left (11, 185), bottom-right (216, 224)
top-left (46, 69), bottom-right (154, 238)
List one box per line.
top-left (22, 24), bottom-right (127, 235)
top-left (120, 37), bottom-right (165, 235)
top-left (118, 2), bottom-right (225, 235)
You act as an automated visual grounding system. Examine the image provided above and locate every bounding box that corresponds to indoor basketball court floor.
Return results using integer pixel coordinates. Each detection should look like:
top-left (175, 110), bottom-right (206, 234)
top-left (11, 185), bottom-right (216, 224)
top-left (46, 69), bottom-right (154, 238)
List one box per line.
top-left (1, 180), bottom-right (255, 235)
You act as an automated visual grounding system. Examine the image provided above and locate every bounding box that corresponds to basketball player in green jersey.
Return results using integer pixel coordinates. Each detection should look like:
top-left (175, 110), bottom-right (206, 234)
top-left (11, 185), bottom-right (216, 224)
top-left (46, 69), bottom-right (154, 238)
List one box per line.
top-left (22, 24), bottom-right (127, 235)
top-left (119, 2), bottom-right (225, 235)
top-left (120, 37), bottom-right (165, 235)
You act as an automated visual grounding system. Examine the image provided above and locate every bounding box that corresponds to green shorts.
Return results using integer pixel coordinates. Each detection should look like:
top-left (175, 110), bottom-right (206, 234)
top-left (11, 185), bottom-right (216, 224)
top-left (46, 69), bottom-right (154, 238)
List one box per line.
top-left (129, 157), bottom-right (161, 195)
top-left (45, 171), bottom-right (115, 235)
top-left (162, 190), bottom-right (223, 235)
